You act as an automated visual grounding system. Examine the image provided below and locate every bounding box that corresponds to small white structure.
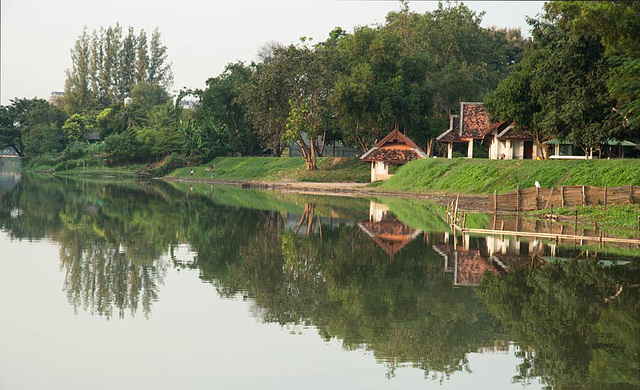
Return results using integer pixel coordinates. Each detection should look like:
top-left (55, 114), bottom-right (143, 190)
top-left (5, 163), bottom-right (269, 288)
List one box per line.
top-left (124, 97), bottom-right (132, 106)
top-left (360, 128), bottom-right (427, 182)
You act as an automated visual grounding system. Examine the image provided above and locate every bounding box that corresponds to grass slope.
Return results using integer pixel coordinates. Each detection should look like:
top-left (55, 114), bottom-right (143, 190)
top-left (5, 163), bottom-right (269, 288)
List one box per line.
top-left (167, 157), bottom-right (369, 183)
top-left (378, 159), bottom-right (640, 194)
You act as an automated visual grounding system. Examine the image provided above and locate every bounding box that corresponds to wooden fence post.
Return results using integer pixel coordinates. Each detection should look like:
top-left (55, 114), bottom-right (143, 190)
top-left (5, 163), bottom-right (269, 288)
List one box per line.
top-left (630, 184), bottom-right (634, 204)
top-left (493, 190), bottom-right (497, 213)
top-left (561, 186), bottom-right (565, 208)
top-left (517, 185), bottom-right (522, 212)
top-left (604, 185), bottom-right (608, 209)
top-left (536, 187), bottom-right (540, 210)
top-left (582, 186), bottom-right (586, 205)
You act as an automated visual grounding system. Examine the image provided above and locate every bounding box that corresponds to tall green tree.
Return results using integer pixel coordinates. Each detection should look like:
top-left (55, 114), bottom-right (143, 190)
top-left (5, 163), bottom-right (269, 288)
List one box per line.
top-left (119, 27), bottom-right (138, 99)
top-left (284, 41), bottom-right (335, 170)
top-left (545, 1), bottom-right (640, 139)
top-left (198, 62), bottom-right (260, 156)
top-left (148, 28), bottom-right (173, 89)
top-left (242, 47), bottom-right (295, 156)
top-left (485, 11), bottom-right (624, 156)
top-left (63, 28), bottom-right (93, 114)
top-left (135, 29), bottom-right (149, 84)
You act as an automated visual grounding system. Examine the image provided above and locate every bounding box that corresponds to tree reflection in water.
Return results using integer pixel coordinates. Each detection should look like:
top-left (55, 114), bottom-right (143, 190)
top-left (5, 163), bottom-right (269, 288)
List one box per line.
top-left (0, 175), bottom-right (638, 387)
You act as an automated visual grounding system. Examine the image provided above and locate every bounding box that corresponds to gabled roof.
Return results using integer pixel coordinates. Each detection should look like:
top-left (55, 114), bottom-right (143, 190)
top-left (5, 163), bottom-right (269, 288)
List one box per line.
top-left (358, 215), bottom-right (422, 259)
top-left (437, 103), bottom-right (535, 143)
top-left (374, 127), bottom-right (421, 149)
top-left (493, 122), bottom-right (534, 140)
top-left (361, 128), bottom-right (427, 163)
top-left (459, 102), bottom-right (491, 139)
top-left (437, 102), bottom-right (490, 143)
top-left (436, 115), bottom-right (460, 142)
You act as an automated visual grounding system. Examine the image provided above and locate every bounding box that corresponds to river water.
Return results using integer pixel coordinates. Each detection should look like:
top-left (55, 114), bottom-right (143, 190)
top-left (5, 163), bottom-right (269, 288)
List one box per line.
top-left (0, 172), bottom-right (638, 389)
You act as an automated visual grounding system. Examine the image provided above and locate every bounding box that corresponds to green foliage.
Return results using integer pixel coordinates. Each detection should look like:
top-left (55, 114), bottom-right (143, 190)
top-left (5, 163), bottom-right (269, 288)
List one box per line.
top-left (486, 2), bottom-right (640, 149)
top-left (62, 114), bottom-right (95, 142)
top-left (103, 131), bottom-right (146, 164)
top-left (331, 3), bottom-right (527, 151)
top-left (63, 24), bottom-right (173, 111)
top-left (197, 62), bottom-right (260, 156)
top-left (22, 124), bottom-right (65, 157)
top-left (62, 141), bottom-right (99, 160)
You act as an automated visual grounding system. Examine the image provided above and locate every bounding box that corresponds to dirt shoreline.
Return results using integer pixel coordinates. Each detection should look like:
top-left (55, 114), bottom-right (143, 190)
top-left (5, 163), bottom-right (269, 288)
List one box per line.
top-left (162, 177), bottom-right (491, 212)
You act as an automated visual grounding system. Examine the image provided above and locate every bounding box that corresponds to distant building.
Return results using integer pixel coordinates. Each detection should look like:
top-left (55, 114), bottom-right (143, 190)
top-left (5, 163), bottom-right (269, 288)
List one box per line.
top-left (544, 139), bottom-right (637, 159)
top-left (437, 102), bottom-right (542, 160)
top-left (179, 100), bottom-right (198, 110)
top-left (49, 91), bottom-right (65, 104)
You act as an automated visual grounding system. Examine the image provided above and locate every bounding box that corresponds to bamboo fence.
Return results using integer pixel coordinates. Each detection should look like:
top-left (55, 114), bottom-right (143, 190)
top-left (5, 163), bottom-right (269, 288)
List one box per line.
top-left (492, 184), bottom-right (639, 212)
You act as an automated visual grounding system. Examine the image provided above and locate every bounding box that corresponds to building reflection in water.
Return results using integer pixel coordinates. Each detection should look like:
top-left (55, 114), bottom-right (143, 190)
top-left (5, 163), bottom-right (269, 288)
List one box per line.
top-left (358, 202), bottom-right (423, 260)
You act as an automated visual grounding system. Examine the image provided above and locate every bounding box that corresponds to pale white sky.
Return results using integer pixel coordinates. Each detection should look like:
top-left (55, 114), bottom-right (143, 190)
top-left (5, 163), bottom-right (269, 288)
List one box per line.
top-left (1, 0), bottom-right (545, 106)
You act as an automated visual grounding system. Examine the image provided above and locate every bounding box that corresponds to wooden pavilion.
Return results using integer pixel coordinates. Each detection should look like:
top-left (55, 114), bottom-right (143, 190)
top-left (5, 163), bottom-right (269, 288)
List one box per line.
top-left (360, 128), bottom-right (427, 182)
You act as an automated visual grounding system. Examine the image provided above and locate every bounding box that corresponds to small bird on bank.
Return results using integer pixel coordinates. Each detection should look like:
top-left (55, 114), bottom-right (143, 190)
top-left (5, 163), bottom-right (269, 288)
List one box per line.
top-left (535, 181), bottom-right (540, 189)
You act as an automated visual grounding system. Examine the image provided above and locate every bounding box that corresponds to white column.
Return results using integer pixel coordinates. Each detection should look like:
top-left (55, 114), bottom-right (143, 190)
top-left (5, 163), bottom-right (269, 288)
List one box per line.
top-left (371, 162), bottom-right (376, 182)
top-left (447, 143), bottom-right (453, 159)
top-left (467, 139), bottom-right (474, 159)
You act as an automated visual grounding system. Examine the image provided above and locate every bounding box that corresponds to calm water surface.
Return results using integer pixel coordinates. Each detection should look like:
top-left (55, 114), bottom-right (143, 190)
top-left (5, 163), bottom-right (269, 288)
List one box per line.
top-left (0, 171), bottom-right (638, 390)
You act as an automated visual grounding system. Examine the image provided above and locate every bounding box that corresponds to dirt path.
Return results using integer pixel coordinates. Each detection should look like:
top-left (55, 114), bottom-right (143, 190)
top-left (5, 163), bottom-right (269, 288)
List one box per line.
top-left (163, 177), bottom-right (491, 212)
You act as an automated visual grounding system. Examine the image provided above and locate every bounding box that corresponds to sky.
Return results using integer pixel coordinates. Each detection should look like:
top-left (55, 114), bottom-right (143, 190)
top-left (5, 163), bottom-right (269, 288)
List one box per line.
top-left (1, 0), bottom-right (546, 106)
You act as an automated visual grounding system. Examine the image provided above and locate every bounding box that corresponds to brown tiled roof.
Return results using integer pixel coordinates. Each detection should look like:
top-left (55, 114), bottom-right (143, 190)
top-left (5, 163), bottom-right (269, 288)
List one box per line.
top-left (497, 125), bottom-right (534, 140)
top-left (460, 103), bottom-right (491, 139)
top-left (358, 215), bottom-right (422, 257)
top-left (361, 128), bottom-right (427, 163)
top-left (361, 148), bottom-right (426, 164)
top-left (436, 116), bottom-right (461, 142)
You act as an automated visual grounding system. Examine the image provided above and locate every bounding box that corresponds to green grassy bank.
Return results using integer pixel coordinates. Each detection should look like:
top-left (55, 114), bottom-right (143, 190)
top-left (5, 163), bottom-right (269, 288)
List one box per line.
top-left (167, 156), bottom-right (370, 183)
top-left (377, 158), bottom-right (640, 194)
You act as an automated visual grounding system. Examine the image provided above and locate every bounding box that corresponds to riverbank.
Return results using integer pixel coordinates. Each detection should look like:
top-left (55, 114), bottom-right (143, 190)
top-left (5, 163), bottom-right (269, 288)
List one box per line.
top-left (376, 158), bottom-right (640, 194)
top-left (167, 156), bottom-right (370, 183)
top-left (21, 156), bottom-right (640, 212)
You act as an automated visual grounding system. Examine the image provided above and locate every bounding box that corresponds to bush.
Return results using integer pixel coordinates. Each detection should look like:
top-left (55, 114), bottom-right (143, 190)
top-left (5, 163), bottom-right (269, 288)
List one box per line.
top-left (62, 142), bottom-right (100, 160)
top-left (103, 132), bottom-right (147, 164)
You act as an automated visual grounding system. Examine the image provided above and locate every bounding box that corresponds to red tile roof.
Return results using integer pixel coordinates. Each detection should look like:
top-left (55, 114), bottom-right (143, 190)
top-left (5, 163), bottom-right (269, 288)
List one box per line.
top-left (361, 128), bottom-right (427, 163)
top-left (358, 215), bottom-right (422, 257)
top-left (437, 103), bottom-right (535, 143)
top-left (361, 148), bottom-right (426, 164)
top-left (460, 103), bottom-right (491, 139)
top-left (436, 116), bottom-right (460, 142)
